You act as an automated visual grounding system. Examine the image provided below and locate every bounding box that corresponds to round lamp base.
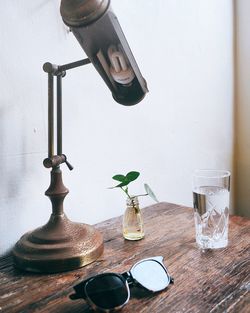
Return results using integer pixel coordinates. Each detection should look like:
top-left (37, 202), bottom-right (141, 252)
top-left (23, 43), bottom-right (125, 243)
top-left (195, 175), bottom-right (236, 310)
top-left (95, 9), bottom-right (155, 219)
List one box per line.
top-left (12, 214), bottom-right (104, 273)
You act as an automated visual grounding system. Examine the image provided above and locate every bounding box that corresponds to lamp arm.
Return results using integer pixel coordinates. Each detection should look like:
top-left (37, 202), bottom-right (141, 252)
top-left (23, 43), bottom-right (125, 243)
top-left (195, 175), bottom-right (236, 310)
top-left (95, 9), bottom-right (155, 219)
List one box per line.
top-left (57, 74), bottom-right (62, 156)
top-left (43, 58), bottom-right (91, 166)
top-left (43, 58), bottom-right (91, 76)
top-left (58, 58), bottom-right (91, 72)
top-left (48, 73), bottom-right (54, 158)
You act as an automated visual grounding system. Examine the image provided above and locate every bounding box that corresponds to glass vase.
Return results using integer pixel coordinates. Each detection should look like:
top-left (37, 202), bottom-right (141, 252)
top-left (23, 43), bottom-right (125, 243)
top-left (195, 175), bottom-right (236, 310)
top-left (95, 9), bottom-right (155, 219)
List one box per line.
top-left (123, 196), bottom-right (144, 240)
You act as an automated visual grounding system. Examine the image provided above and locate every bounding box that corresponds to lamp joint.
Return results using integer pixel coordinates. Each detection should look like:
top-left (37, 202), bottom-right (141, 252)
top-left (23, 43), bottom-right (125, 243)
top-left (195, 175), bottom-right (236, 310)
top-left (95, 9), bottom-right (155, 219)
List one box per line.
top-left (43, 62), bottom-right (66, 77)
top-left (43, 154), bottom-right (73, 170)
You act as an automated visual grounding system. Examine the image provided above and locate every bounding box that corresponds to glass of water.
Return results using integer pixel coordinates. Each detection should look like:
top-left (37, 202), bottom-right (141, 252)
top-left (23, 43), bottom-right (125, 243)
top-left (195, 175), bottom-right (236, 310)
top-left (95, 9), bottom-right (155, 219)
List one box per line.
top-left (192, 169), bottom-right (231, 250)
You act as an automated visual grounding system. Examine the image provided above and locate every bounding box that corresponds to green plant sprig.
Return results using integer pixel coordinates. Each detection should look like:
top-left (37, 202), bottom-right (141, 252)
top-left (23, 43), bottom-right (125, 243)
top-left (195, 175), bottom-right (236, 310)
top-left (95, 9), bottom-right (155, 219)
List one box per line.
top-left (109, 171), bottom-right (159, 203)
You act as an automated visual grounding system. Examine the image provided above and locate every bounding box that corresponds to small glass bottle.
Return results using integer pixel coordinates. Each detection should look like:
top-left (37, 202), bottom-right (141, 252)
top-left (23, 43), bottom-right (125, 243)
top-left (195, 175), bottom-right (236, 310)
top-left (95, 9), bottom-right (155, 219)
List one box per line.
top-left (123, 196), bottom-right (144, 240)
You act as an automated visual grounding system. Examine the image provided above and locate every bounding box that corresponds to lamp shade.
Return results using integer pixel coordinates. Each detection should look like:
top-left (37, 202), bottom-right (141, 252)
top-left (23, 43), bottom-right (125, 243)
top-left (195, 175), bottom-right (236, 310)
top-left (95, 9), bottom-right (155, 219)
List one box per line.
top-left (60, 0), bottom-right (148, 105)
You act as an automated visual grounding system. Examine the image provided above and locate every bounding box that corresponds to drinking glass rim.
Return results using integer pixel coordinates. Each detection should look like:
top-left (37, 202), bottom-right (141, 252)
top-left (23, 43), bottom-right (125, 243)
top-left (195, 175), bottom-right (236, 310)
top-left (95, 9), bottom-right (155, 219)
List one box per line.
top-left (193, 169), bottom-right (231, 179)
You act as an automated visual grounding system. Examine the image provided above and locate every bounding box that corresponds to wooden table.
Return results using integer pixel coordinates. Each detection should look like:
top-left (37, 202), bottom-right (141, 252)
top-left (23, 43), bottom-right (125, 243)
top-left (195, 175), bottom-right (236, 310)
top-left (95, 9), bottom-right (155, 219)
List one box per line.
top-left (0, 203), bottom-right (249, 313)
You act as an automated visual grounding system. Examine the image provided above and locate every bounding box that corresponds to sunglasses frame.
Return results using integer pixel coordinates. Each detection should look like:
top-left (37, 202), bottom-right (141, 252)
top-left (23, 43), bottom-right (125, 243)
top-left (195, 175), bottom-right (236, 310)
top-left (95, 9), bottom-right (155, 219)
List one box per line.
top-left (70, 256), bottom-right (173, 312)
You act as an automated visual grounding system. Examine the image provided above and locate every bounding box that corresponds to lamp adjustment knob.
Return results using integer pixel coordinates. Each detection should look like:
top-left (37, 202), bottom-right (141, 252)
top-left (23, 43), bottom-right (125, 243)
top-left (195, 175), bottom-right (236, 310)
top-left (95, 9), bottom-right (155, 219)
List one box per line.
top-left (63, 155), bottom-right (74, 171)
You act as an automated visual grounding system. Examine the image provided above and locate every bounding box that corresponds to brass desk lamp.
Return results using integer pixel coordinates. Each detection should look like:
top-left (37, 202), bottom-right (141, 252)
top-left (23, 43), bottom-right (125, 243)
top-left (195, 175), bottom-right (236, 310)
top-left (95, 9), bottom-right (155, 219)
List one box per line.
top-left (12, 0), bottom-right (148, 273)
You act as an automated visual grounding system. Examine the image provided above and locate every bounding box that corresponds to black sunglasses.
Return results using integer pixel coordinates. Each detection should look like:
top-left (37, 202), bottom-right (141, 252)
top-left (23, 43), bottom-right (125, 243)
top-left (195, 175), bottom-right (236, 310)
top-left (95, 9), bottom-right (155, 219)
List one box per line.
top-left (70, 256), bottom-right (174, 312)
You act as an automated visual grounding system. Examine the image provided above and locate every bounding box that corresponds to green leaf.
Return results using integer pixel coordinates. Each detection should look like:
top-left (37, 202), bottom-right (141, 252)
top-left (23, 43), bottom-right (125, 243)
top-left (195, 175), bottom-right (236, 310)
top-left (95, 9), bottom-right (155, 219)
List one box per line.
top-left (109, 171), bottom-right (139, 190)
top-left (144, 183), bottom-right (159, 202)
top-left (126, 171), bottom-right (140, 183)
top-left (109, 180), bottom-right (130, 189)
top-left (116, 181), bottom-right (130, 188)
top-left (112, 174), bottom-right (126, 182)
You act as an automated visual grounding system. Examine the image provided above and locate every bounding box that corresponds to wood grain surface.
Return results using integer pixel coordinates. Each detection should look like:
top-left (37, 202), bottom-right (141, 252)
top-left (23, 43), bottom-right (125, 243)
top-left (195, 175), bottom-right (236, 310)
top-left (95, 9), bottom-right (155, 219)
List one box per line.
top-left (0, 202), bottom-right (249, 313)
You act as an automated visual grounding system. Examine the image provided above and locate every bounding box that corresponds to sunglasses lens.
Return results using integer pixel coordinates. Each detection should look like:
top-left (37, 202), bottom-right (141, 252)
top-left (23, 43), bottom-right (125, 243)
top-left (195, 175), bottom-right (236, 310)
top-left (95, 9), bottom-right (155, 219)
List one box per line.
top-left (85, 274), bottom-right (129, 310)
top-left (131, 260), bottom-right (170, 292)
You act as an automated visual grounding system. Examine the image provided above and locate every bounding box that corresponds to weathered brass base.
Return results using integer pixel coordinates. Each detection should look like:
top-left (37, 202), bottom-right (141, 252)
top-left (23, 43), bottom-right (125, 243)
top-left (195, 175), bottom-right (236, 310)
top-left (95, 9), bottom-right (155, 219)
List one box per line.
top-left (13, 213), bottom-right (104, 273)
top-left (13, 167), bottom-right (103, 273)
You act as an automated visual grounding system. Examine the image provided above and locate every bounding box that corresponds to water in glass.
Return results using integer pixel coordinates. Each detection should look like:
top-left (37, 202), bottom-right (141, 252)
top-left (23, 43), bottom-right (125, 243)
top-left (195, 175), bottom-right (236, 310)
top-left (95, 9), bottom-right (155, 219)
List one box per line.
top-left (193, 186), bottom-right (229, 249)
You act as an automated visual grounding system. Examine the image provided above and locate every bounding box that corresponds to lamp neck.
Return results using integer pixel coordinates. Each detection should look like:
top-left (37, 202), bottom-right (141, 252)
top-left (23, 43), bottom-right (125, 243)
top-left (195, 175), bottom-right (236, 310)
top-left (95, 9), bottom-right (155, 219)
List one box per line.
top-left (45, 167), bottom-right (69, 215)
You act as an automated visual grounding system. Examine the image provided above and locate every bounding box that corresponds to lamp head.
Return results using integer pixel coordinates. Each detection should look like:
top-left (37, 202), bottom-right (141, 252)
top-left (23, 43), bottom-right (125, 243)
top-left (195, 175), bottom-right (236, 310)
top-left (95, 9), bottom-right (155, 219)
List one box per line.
top-left (60, 0), bottom-right (148, 106)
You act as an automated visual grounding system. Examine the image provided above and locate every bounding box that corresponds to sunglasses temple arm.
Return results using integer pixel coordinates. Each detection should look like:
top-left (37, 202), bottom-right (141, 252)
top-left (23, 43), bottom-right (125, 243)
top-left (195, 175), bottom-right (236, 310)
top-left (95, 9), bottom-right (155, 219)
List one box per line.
top-left (69, 281), bottom-right (88, 300)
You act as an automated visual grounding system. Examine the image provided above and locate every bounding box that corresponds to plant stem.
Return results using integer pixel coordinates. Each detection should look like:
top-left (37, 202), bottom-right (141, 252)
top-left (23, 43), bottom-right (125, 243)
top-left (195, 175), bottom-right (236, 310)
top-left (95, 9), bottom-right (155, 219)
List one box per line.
top-left (134, 193), bottom-right (148, 198)
top-left (120, 187), bottom-right (131, 199)
top-left (120, 187), bottom-right (143, 213)
top-left (120, 188), bottom-right (149, 200)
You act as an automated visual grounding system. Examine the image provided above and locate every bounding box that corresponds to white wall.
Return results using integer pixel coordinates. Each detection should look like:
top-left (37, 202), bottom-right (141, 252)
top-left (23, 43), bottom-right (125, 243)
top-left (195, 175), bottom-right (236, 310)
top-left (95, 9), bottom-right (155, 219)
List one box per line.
top-left (234, 0), bottom-right (250, 217)
top-left (0, 0), bottom-right (234, 255)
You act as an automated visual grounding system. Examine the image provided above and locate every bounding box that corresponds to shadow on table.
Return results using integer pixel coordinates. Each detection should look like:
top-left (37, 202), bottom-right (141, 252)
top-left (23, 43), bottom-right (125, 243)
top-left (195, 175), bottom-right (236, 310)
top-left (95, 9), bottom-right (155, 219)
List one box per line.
top-left (61, 287), bottom-right (157, 312)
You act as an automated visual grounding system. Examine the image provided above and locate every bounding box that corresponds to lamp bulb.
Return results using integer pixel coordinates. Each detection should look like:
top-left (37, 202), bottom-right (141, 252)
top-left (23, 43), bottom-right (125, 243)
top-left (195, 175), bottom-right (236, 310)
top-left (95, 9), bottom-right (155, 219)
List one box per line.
top-left (108, 45), bottom-right (135, 85)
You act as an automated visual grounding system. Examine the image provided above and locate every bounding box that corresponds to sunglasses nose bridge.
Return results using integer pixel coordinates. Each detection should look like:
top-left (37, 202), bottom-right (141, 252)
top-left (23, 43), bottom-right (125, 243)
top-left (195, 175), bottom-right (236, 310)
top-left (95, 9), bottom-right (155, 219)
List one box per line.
top-left (122, 271), bottom-right (134, 285)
